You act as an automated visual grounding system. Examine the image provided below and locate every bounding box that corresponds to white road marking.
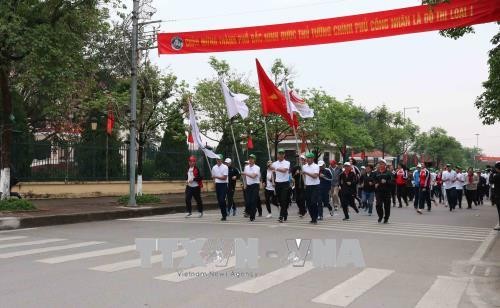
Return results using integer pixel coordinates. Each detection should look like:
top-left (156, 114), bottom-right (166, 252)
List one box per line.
top-left (0, 241), bottom-right (104, 259)
top-left (0, 227), bottom-right (38, 233)
top-left (0, 236), bottom-right (27, 241)
top-left (155, 256), bottom-right (236, 282)
top-left (0, 238), bottom-right (66, 249)
top-left (414, 276), bottom-right (470, 308)
top-left (311, 268), bottom-right (394, 307)
top-left (226, 262), bottom-right (314, 293)
top-left (37, 245), bottom-right (137, 264)
top-left (90, 250), bottom-right (187, 272)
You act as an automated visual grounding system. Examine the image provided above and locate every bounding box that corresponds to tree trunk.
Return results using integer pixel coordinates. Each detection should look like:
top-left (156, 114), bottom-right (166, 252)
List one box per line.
top-left (0, 68), bottom-right (12, 199)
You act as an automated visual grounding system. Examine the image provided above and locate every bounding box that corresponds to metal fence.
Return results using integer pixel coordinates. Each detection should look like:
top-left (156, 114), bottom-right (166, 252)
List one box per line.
top-left (9, 141), bottom-right (268, 182)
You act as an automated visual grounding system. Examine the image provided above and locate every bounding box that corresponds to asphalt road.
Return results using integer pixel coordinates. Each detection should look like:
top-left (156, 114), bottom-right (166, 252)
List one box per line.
top-left (0, 201), bottom-right (498, 308)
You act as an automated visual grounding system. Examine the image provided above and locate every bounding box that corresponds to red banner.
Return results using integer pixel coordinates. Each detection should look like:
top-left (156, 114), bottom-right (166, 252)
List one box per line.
top-left (158, 0), bottom-right (500, 54)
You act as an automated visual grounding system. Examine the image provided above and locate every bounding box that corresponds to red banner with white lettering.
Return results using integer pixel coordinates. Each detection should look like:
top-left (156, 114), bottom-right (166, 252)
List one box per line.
top-left (158, 0), bottom-right (500, 54)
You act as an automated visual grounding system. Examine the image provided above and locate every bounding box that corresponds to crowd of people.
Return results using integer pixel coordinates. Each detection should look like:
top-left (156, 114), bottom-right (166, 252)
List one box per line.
top-left (184, 150), bottom-right (500, 230)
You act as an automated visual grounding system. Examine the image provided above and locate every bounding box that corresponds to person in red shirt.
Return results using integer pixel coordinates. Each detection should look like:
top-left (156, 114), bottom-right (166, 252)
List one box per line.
top-left (417, 163), bottom-right (432, 214)
top-left (435, 170), bottom-right (444, 203)
top-left (395, 163), bottom-right (409, 208)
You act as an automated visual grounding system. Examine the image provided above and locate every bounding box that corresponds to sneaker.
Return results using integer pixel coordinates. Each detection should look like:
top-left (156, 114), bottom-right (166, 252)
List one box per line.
top-left (417, 209), bottom-right (422, 214)
top-left (197, 212), bottom-right (203, 218)
top-left (329, 210), bottom-right (334, 216)
top-left (278, 218), bottom-right (284, 223)
top-left (232, 209), bottom-right (236, 216)
top-left (221, 217), bottom-right (227, 221)
top-left (318, 216), bottom-right (323, 221)
top-left (243, 213), bottom-right (249, 218)
top-left (250, 218), bottom-right (255, 222)
top-left (258, 214), bottom-right (262, 217)
top-left (309, 221), bottom-right (317, 224)
top-left (383, 219), bottom-right (388, 224)
top-left (494, 226), bottom-right (500, 231)
top-left (342, 218), bottom-right (350, 221)
top-left (266, 214), bottom-right (272, 218)
top-left (378, 217), bottom-right (383, 223)
top-left (185, 213), bottom-right (192, 218)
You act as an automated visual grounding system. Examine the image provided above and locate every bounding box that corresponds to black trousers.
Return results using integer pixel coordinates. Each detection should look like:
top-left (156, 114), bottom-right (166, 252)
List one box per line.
top-left (456, 189), bottom-right (463, 208)
top-left (465, 189), bottom-right (477, 208)
top-left (391, 185), bottom-right (396, 205)
top-left (418, 187), bottom-right (431, 210)
top-left (435, 185), bottom-right (443, 203)
top-left (185, 186), bottom-right (203, 214)
top-left (215, 183), bottom-right (228, 218)
top-left (305, 185), bottom-right (320, 222)
top-left (408, 185), bottom-right (415, 201)
top-left (245, 184), bottom-right (259, 220)
top-left (340, 191), bottom-right (358, 219)
top-left (376, 192), bottom-right (391, 220)
top-left (295, 187), bottom-right (307, 216)
top-left (276, 182), bottom-right (290, 220)
top-left (446, 188), bottom-right (457, 210)
top-left (227, 185), bottom-right (236, 212)
top-left (264, 189), bottom-right (277, 213)
top-left (396, 185), bottom-right (408, 206)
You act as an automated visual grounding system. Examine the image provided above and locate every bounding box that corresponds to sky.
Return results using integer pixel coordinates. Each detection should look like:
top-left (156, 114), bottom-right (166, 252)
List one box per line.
top-left (146, 0), bottom-right (500, 156)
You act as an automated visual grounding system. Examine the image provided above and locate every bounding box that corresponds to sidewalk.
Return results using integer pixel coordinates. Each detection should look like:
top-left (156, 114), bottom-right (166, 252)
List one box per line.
top-left (0, 192), bottom-right (245, 230)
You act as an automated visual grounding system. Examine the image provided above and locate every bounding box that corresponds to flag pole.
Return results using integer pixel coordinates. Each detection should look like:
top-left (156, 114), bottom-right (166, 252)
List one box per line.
top-left (284, 80), bottom-right (304, 188)
top-left (229, 120), bottom-right (247, 189)
top-left (263, 117), bottom-right (272, 161)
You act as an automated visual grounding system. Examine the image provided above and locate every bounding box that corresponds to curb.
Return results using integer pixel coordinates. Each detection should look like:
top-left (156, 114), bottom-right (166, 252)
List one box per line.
top-left (0, 202), bottom-right (223, 230)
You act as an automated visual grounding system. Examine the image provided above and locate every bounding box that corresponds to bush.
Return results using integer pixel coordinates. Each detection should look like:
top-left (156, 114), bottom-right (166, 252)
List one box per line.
top-left (0, 199), bottom-right (37, 211)
top-left (117, 194), bottom-right (161, 205)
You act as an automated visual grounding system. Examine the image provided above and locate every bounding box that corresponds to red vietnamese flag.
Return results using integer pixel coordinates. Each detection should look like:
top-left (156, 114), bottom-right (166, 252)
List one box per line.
top-left (256, 59), bottom-right (298, 128)
top-left (106, 109), bottom-right (115, 135)
top-left (247, 135), bottom-right (254, 149)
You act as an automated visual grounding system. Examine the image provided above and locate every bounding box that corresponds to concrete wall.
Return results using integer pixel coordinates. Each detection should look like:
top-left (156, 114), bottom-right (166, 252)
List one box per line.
top-left (11, 181), bottom-right (217, 199)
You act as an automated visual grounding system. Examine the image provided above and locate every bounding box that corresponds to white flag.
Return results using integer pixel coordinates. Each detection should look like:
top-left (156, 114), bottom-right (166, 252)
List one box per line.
top-left (188, 101), bottom-right (219, 159)
top-left (289, 90), bottom-right (314, 118)
top-left (220, 80), bottom-right (249, 119)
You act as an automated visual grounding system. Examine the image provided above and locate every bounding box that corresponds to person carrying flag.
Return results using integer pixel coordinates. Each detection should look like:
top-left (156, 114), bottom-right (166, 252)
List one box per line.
top-left (212, 154), bottom-right (229, 221)
top-left (241, 154), bottom-right (261, 222)
top-left (185, 156), bottom-right (203, 218)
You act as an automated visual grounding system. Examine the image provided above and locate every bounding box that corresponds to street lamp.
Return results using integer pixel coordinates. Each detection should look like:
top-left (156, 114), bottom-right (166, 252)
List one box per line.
top-left (403, 106), bottom-right (420, 119)
top-left (90, 117), bottom-right (97, 179)
top-left (90, 117), bottom-right (98, 131)
top-left (474, 133), bottom-right (480, 168)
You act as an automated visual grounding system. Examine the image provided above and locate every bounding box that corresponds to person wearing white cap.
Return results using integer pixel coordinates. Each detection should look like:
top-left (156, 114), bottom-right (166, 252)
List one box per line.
top-left (225, 158), bottom-right (240, 216)
top-left (212, 154), bottom-right (229, 221)
top-left (374, 159), bottom-right (393, 223)
top-left (271, 148), bottom-right (291, 223)
top-left (338, 161), bottom-right (359, 221)
top-left (318, 160), bottom-right (334, 219)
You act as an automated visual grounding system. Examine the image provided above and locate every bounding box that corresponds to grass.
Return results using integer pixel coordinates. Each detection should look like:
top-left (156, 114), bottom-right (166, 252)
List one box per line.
top-left (117, 194), bottom-right (161, 205)
top-left (0, 199), bottom-right (37, 211)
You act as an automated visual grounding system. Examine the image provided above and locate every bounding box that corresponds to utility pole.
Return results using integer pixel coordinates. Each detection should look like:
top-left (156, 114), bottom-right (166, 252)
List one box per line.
top-left (128, 0), bottom-right (139, 207)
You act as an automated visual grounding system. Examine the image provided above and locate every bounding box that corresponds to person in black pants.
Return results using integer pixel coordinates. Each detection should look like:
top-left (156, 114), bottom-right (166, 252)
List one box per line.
top-left (271, 148), bottom-right (291, 223)
top-left (417, 164), bottom-right (432, 213)
top-left (225, 158), bottom-right (240, 216)
top-left (339, 162), bottom-right (359, 221)
top-left (263, 161), bottom-right (277, 218)
top-left (374, 159), bottom-right (393, 223)
top-left (318, 160), bottom-right (333, 219)
top-left (241, 154), bottom-right (261, 222)
top-left (292, 155), bottom-right (307, 218)
top-left (185, 156), bottom-right (203, 218)
top-left (491, 162), bottom-right (500, 231)
top-left (212, 154), bottom-right (229, 221)
top-left (302, 152), bottom-right (320, 224)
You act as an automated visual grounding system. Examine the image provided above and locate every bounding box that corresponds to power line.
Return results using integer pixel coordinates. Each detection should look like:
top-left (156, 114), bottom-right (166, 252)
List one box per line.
top-left (162, 0), bottom-right (349, 23)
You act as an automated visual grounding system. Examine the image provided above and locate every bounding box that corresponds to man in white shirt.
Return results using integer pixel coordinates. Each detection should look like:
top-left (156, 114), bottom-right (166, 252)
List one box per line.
top-left (454, 166), bottom-right (465, 209)
top-left (241, 154), bottom-right (261, 221)
top-left (442, 163), bottom-right (458, 211)
top-left (263, 161), bottom-right (275, 218)
top-left (271, 148), bottom-right (291, 223)
top-left (212, 154), bottom-right (229, 221)
top-left (301, 152), bottom-right (320, 224)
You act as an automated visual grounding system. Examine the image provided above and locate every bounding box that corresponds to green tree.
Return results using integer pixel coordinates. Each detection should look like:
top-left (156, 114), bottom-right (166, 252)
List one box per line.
top-left (155, 106), bottom-right (189, 179)
top-left (412, 127), bottom-right (464, 167)
top-left (0, 0), bottom-right (111, 196)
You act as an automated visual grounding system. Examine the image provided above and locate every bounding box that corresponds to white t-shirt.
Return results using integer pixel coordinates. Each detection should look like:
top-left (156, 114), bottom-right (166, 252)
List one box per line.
top-left (454, 172), bottom-right (465, 190)
top-left (483, 173), bottom-right (490, 185)
top-left (265, 169), bottom-right (274, 191)
top-left (212, 164), bottom-right (229, 183)
top-left (271, 160), bottom-right (290, 183)
top-left (187, 167), bottom-right (198, 187)
top-left (442, 170), bottom-right (457, 189)
top-left (302, 163), bottom-right (320, 186)
top-left (244, 164), bottom-right (261, 185)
